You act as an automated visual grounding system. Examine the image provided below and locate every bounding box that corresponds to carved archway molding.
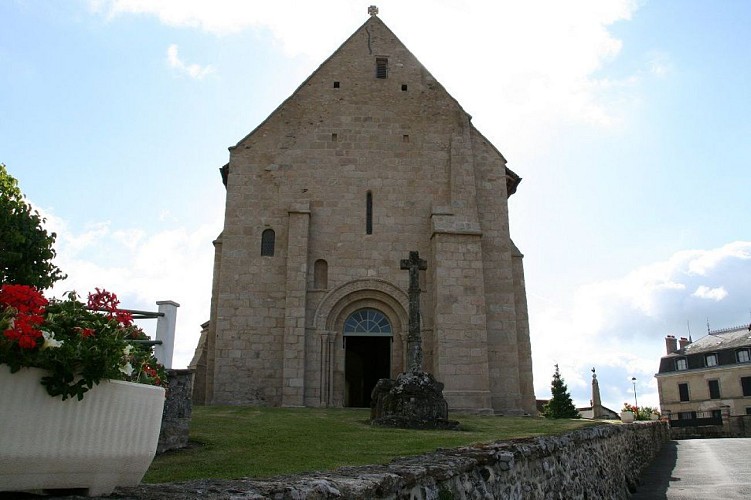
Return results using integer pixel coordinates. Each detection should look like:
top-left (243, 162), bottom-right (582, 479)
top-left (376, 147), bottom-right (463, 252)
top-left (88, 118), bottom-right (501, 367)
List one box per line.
top-left (314, 278), bottom-right (409, 336)
top-left (314, 278), bottom-right (410, 407)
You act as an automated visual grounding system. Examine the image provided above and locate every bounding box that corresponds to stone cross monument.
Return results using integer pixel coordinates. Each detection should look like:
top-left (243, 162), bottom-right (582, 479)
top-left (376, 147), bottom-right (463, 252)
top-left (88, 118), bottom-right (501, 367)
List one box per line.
top-left (369, 250), bottom-right (458, 429)
top-left (400, 250), bottom-right (427, 373)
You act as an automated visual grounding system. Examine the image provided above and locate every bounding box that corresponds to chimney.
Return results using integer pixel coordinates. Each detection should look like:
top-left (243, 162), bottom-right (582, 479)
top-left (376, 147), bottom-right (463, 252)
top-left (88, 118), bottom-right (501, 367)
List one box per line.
top-left (679, 337), bottom-right (690, 350)
top-left (665, 335), bottom-right (678, 354)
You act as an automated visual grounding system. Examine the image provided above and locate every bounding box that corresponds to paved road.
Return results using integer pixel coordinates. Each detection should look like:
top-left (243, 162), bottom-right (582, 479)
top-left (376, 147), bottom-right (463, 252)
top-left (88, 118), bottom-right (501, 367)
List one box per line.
top-left (632, 438), bottom-right (751, 499)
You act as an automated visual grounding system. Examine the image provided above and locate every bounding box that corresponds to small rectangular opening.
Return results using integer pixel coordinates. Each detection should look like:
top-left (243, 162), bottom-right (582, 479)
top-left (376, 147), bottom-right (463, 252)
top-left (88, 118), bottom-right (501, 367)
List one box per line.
top-left (332, 133), bottom-right (338, 142)
top-left (333, 81), bottom-right (340, 88)
top-left (376, 58), bottom-right (388, 79)
top-left (402, 135), bottom-right (409, 143)
top-left (401, 84), bottom-right (408, 91)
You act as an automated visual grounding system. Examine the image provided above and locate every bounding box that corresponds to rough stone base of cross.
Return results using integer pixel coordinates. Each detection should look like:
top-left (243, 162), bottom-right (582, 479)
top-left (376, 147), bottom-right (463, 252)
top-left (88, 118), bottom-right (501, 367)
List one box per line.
top-left (370, 371), bottom-right (459, 430)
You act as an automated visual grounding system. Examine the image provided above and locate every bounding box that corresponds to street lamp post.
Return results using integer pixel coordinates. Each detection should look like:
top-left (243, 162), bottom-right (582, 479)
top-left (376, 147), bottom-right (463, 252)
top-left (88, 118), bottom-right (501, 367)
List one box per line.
top-left (632, 377), bottom-right (638, 410)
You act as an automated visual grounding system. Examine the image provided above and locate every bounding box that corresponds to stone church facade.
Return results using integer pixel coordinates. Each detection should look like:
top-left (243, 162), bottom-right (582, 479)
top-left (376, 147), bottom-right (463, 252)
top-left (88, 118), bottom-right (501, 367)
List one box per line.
top-left (196, 12), bottom-right (536, 415)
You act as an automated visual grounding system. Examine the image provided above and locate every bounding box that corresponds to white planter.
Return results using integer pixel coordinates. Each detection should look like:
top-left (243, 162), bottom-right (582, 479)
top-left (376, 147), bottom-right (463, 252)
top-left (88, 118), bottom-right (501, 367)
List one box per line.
top-left (620, 410), bottom-right (635, 423)
top-left (0, 365), bottom-right (165, 496)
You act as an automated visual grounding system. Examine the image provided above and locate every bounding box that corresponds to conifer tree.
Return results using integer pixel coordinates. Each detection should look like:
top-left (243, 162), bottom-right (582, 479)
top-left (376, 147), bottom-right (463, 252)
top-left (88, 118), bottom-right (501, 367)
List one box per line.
top-left (543, 364), bottom-right (580, 419)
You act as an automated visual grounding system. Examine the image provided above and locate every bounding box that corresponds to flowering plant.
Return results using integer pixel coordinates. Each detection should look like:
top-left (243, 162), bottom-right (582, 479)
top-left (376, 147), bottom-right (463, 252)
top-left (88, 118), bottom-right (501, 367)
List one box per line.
top-left (0, 284), bottom-right (167, 400)
top-left (622, 403), bottom-right (660, 420)
top-left (621, 402), bottom-right (637, 413)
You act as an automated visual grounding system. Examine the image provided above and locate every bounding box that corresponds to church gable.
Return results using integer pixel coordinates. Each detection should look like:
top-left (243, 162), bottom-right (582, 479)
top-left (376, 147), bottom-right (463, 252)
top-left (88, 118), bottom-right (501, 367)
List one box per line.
top-left (231, 16), bottom-right (478, 177)
top-left (203, 11), bottom-right (536, 415)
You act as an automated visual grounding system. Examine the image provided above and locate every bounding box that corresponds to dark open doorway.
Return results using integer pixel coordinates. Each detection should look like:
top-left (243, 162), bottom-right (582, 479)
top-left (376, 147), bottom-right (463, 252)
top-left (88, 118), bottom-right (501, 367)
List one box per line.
top-left (345, 336), bottom-right (391, 407)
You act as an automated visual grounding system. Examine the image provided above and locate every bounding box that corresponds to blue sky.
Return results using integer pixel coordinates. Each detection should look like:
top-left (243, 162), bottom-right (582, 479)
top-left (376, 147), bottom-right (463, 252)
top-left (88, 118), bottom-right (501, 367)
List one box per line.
top-left (2, 0), bottom-right (750, 413)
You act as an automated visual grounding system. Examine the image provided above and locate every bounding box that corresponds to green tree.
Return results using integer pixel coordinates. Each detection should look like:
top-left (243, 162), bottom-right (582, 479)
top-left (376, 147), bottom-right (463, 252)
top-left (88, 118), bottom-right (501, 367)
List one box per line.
top-left (543, 364), bottom-right (580, 419)
top-left (0, 163), bottom-right (65, 289)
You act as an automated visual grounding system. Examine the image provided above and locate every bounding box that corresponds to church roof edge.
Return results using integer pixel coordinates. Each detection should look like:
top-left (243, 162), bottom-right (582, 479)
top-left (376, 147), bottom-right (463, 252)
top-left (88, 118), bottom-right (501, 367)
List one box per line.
top-left (229, 14), bottom-right (505, 165)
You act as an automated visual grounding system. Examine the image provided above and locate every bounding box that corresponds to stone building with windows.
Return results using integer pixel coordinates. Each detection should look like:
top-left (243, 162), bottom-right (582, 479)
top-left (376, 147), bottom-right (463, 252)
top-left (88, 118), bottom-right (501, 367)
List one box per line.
top-left (656, 326), bottom-right (751, 422)
top-left (194, 9), bottom-right (536, 415)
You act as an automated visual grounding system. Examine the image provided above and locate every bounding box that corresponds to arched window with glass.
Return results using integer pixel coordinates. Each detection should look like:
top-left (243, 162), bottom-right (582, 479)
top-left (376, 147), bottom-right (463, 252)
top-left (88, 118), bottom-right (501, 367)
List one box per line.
top-left (261, 229), bottom-right (275, 256)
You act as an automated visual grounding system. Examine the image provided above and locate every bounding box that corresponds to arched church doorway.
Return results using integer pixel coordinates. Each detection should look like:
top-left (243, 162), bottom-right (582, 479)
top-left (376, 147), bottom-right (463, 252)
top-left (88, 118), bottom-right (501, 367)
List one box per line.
top-left (343, 308), bottom-right (392, 407)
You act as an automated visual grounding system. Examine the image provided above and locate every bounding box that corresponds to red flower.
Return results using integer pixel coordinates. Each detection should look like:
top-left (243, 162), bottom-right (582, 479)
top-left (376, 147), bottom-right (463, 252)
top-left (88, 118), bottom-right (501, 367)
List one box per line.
top-left (87, 288), bottom-right (133, 326)
top-left (0, 284), bottom-right (48, 315)
top-left (17, 331), bottom-right (40, 349)
top-left (75, 327), bottom-right (95, 338)
top-left (3, 315), bottom-right (43, 349)
top-left (1, 285), bottom-right (47, 349)
top-left (115, 310), bottom-right (133, 327)
top-left (87, 288), bottom-right (120, 313)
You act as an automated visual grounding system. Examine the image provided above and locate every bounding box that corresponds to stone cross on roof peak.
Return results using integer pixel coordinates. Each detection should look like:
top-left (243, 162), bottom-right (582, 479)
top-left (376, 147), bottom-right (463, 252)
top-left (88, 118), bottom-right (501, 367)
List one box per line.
top-left (368, 5), bottom-right (379, 16)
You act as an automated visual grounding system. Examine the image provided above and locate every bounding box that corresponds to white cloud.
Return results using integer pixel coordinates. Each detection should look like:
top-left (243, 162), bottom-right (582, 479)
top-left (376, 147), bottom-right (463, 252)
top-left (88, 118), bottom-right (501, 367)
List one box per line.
top-left (166, 44), bottom-right (214, 79)
top-left (647, 50), bottom-right (672, 77)
top-left (531, 241), bottom-right (751, 411)
top-left (692, 285), bottom-right (728, 301)
top-left (91, 0), bottom-right (643, 157)
top-left (34, 203), bottom-right (221, 370)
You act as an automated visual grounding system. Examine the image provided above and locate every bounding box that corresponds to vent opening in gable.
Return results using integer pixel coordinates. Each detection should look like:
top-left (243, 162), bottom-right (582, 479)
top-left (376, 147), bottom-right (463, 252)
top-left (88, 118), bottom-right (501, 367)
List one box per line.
top-left (376, 58), bottom-right (388, 79)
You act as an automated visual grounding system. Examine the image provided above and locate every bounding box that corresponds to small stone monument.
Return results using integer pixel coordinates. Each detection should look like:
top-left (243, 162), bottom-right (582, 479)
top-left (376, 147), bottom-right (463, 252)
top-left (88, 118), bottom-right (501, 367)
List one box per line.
top-left (370, 251), bottom-right (459, 430)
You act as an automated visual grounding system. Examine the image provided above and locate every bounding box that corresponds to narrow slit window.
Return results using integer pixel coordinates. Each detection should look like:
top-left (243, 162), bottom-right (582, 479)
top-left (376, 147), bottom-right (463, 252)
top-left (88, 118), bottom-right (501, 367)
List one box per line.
top-left (332, 133), bottom-right (338, 142)
top-left (402, 134), bottom-right (410, 143)
top-left (261, 229), bottom-right (275, 256)
top-left (366, 191), bottom-right (373, 234)
top-left (376, 58), bottom-right (388, 79)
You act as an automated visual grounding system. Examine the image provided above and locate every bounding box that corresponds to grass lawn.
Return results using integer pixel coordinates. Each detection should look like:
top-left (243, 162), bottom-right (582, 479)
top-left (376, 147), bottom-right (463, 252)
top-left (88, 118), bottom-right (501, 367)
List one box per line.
top-left (144, 406), bottom-right (605, 483)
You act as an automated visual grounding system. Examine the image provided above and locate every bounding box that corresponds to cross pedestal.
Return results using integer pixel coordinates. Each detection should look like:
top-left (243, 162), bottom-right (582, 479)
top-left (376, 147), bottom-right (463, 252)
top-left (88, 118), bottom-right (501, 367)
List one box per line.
top-left (370, 251), bottom-right (458, 430)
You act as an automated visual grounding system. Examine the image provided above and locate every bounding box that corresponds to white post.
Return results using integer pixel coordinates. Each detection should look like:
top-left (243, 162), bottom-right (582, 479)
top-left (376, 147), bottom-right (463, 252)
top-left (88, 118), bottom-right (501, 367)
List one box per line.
top-left (155, 300), bottom-right (179, 369)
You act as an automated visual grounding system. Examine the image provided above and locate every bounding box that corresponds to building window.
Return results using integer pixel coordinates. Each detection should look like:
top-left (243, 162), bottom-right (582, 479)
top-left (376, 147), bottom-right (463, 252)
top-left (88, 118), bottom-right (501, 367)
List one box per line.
top-left (738, 349), bottom-right (750, 363)
top-left (333, 81), bottom-right (340, 88)
top-left (314, 259), bottom-right (328, 289)
top-left (261, 229), bottom-right (275, 256)
top-left (678, 383), bottom-right (690, 402)
top-left (344, 308), bottom-right (392, 335)
top-left (679, 411), bottom-right (695, 420)
top-left (376, 57), bottom-right (388, 79)
top-left (705, 353), bottom-right (718, 367)
top-left (401, 84), bottom-right (408, 91)
top-left (746, 407), bottom-right (751, 415)
top-left (742, 377), bottom-right (751, 397)
top-left (366, 191), bottom-right (373, 234)
top-left (708, 379), bottom-right (721, 399)
top-left (675, 358), bottom-right (688, 371)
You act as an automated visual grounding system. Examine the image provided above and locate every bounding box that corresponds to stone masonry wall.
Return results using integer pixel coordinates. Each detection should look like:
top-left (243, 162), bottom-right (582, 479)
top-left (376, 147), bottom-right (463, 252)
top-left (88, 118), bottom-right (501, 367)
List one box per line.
top-left (157, 369), bottom-right (193, 454)
top-left (128, 422), bottom-right (668, 499)
top-left (207, 14), bottom-right (535, 413)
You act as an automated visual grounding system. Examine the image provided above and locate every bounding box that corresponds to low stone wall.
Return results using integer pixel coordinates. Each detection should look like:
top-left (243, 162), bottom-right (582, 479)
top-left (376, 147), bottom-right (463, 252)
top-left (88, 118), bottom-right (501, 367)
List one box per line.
top-left (157, 369), bottom-right (194, 454)
top-left (125, 421), bottom-right (668, 499)
top-left (670, 415), bottom-right (751, 439)
top-left (727, 415), bottom-right (751, 437)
